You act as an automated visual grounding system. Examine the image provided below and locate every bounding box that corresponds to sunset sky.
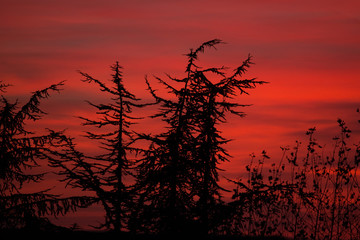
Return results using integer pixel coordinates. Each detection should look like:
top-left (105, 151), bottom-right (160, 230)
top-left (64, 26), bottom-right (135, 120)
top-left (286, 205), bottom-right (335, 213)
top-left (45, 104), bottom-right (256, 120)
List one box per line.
top-left (1, 0), bottom-right (360, 228)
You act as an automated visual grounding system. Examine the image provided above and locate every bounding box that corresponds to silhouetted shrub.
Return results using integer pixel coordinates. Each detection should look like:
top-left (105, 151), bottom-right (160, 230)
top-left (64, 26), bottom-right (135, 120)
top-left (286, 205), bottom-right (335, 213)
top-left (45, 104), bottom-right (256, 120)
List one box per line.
top-left (229, 118), bottom-right (360, 240)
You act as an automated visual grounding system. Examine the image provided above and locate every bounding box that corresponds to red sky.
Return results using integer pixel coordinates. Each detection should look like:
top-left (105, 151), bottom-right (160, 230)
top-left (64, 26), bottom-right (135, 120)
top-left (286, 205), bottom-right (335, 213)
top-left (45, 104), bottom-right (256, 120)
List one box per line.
top-left (1, 0), bottom-right (360, 228)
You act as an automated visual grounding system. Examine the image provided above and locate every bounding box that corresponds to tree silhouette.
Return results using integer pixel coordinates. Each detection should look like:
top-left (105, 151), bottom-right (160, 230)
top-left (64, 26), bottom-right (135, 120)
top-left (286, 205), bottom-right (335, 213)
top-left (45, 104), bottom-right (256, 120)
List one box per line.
top-left (189, 50), bottom-right (267, 235)
top-left (0, 81), bottom-right (92, 230)
top-left (49, 62), bottom-right (146, 232)
top-left (133, 39), bottom-right (266, 235)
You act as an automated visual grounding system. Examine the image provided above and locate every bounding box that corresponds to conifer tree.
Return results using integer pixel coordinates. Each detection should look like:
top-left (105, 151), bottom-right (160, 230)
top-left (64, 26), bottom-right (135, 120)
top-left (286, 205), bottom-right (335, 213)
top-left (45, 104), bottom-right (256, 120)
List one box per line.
top-left (49, 62), bottom-right (145, 231)
top-left (134, 40), bottom-right (266, 235)
top-left (188, 47), bottom-right (266, 235)
top-left (0, 81), bottom-right (92, 229)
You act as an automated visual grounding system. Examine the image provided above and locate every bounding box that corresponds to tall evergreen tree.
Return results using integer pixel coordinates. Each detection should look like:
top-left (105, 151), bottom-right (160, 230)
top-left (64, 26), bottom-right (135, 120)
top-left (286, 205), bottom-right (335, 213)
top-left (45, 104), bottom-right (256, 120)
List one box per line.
top-left (49, 62), bottom-right (146, 231)
top-left (187, 45), bottom-right (266, 235)
top-left (0, 81), bottom-right (92, 229)
top-left (134, 40), bottom-right (266, 235)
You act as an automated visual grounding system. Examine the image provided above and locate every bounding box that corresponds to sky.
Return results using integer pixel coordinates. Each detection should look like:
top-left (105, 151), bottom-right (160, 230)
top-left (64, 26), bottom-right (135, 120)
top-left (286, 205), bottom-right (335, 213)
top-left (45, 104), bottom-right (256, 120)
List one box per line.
top-left (1, 0), bottom-right (360, 228)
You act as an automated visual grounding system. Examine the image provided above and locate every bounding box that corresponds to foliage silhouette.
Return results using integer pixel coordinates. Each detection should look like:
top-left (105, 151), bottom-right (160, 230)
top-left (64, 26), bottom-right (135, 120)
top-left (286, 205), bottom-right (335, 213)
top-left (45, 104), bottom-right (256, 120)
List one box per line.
top-left (229, 118), bottom-right (360, 240)
top-left (3, 41), bottom-right (359, 240)
top-left (133, 39), bottom-right (266, 235)
top-left (49, 62), bottom-right (148, 232)
top-left (0, 81), bottom-right (92, 229)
